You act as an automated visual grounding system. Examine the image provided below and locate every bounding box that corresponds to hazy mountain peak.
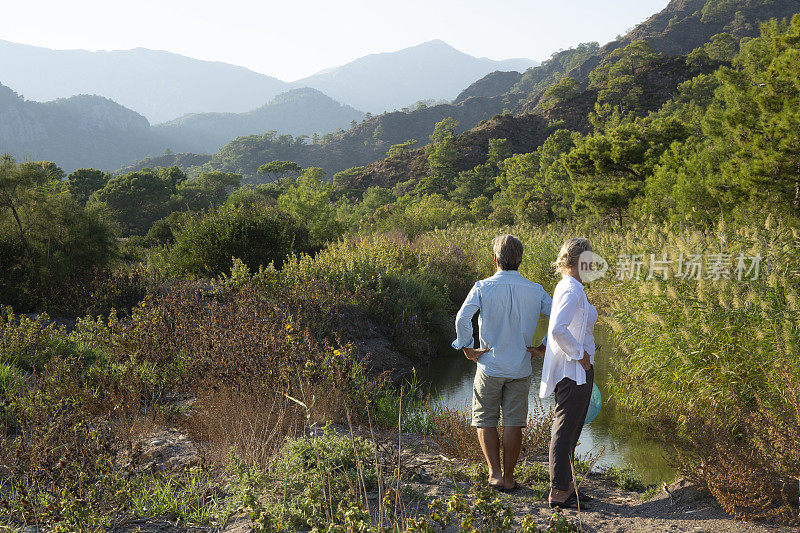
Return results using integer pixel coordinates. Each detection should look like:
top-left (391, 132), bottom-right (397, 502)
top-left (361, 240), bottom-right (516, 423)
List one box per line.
top-left (415, 39), bottom-right (456, 49)
top-left (268, 87), bottom-right (333, 104)
top-left (0, 38), bottom-right (536, 122)
top-left (293, 40), bottom-right (538, 113)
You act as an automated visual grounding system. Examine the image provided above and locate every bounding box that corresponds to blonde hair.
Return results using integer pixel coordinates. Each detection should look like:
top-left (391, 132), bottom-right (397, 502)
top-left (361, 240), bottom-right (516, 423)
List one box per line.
top-left (492, 234), bottom-right (523, 270)
top-left (553, 238), bottom-right (592, 275)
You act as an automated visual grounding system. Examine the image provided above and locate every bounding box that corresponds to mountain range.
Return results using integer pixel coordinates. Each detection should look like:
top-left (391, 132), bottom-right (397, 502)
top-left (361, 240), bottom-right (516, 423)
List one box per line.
top-left (0, 41), bottom-right (287, 125)
top-left (0, 39), bottom-right (538, 171)
top-left (350, 0), bottom-right (800, 189)
top-left (170, 0), bottom-right (800, 186)
top-left (0, 83), bottom-right (370, 170)
top-left (6, 0), bottom-right (799, 177)
top-left (0, 39), bottom-right (536, 124)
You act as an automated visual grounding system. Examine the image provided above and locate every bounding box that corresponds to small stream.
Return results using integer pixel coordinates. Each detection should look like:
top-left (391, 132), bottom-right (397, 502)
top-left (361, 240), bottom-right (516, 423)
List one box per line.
top-left (415, 323), bottom-right (676, 486)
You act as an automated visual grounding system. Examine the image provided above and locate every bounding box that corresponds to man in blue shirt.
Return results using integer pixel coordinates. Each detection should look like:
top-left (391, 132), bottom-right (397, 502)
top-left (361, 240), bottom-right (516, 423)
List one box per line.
top-left (452, 234), bottom-right (552, 492)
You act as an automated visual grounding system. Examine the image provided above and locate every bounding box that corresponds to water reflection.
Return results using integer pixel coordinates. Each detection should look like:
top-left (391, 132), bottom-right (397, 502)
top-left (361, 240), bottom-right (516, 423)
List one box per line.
top-left (416, 324), bottom-right (676, 485)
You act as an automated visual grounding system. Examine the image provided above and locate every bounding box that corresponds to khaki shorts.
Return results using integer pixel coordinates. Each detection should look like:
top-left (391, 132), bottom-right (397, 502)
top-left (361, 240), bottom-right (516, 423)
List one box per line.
top-left (471, 369), bottom-right (531, 427)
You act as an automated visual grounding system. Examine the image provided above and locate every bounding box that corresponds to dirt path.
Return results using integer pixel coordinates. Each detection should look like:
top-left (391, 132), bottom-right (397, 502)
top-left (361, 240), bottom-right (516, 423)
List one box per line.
top-left (397, 473), bottom-right (790, 532)
top-left (386, 433), bottom-right (793, 533)
top-left (114, 427), bottom-right (794, 532)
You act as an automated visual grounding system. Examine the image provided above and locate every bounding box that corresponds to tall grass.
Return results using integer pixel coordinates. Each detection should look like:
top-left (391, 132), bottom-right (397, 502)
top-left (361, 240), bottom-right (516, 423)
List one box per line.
top-left (219, 230), bottom-right (482, 363)
top-left (598, 220), bottom-right (800, 523)
top-left (595, 221), bottom-right (799, 422)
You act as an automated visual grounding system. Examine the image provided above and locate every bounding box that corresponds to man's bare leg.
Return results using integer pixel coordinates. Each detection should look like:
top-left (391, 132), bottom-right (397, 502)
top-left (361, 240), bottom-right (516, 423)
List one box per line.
top-left (502, 426), bottom-right (522, 490)
top-left (476, 427), bottom-right (503, 486)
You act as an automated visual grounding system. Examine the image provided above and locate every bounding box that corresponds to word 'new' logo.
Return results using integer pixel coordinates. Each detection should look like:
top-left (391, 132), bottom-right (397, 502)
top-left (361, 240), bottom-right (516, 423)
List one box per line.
top-left (578, 251), bottom-right (609, 283)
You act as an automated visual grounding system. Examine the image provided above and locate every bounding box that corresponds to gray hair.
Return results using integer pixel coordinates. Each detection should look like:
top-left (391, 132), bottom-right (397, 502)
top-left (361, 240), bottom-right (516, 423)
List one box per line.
top-left (553, 238), bottom-right (592, 275)
top-left (492, 234), bottom-right (523, 270)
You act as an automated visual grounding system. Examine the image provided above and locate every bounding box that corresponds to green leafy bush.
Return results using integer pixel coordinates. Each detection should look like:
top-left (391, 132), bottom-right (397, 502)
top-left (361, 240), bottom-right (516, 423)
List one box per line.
top-left (163, 204), bottom-right (312, 277)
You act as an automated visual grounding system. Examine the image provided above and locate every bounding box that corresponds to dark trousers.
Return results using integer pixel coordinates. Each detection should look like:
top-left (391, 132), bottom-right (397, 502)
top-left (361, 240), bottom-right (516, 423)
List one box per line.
top-left (549, 366), bottom-right (594, 492)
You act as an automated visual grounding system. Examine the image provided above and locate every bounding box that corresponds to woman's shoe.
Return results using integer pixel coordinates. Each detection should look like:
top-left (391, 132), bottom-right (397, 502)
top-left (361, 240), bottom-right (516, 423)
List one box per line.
top-left (565, 483), bottom-right (594, 502)
top-left (549, 494), bottom-right (590, 509)
top-left (549, 496), bottom-right (578, 509)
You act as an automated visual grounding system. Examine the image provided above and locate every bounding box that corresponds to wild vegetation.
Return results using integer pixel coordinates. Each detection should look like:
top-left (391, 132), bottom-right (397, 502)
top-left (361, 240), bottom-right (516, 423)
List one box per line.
top-left (1, 2), bottom-right (800, 530)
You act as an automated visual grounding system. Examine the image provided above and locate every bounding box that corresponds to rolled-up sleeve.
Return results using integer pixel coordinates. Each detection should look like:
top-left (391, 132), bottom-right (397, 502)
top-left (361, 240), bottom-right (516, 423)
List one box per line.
top-left (549, 288), bottom-right (582, 359)
top-left (452, 284), bottom-right (481, 350)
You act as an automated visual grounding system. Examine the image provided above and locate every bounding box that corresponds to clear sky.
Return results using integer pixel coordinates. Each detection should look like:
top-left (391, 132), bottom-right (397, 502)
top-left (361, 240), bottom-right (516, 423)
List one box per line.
top-left (1, 0), bottom-right (670, 81)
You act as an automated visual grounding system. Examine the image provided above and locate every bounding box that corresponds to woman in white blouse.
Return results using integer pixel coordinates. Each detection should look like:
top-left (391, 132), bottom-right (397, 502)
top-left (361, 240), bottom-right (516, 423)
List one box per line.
top-left (539, 237), bottom-right (598, 508)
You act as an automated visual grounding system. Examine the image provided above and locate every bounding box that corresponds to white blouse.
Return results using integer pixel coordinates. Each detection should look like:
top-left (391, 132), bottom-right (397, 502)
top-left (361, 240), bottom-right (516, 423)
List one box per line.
top-left (539, 275), bottom-right (598, 398)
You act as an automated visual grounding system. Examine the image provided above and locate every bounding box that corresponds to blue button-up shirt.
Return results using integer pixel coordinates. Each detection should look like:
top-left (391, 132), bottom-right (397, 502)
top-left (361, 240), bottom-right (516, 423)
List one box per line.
top-left (452, 269), bottom-right (552, 379)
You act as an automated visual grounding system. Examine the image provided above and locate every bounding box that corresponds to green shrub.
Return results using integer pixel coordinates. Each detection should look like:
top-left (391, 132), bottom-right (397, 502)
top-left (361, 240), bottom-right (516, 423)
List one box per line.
top-left (278, 232), bottom-right (480, 350)
top-left (163, 204), bottom-right (312, 278)
top-left (0, 311), bottom-right (83, 372)
top-left (125, 468), bottom-right (221, 524)
top-left (599, 464), bottom-right (650, 493)
top-left (262, 433), bottom-right (378, 530)
top-left (514, 461), bottom-right (551, 499)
